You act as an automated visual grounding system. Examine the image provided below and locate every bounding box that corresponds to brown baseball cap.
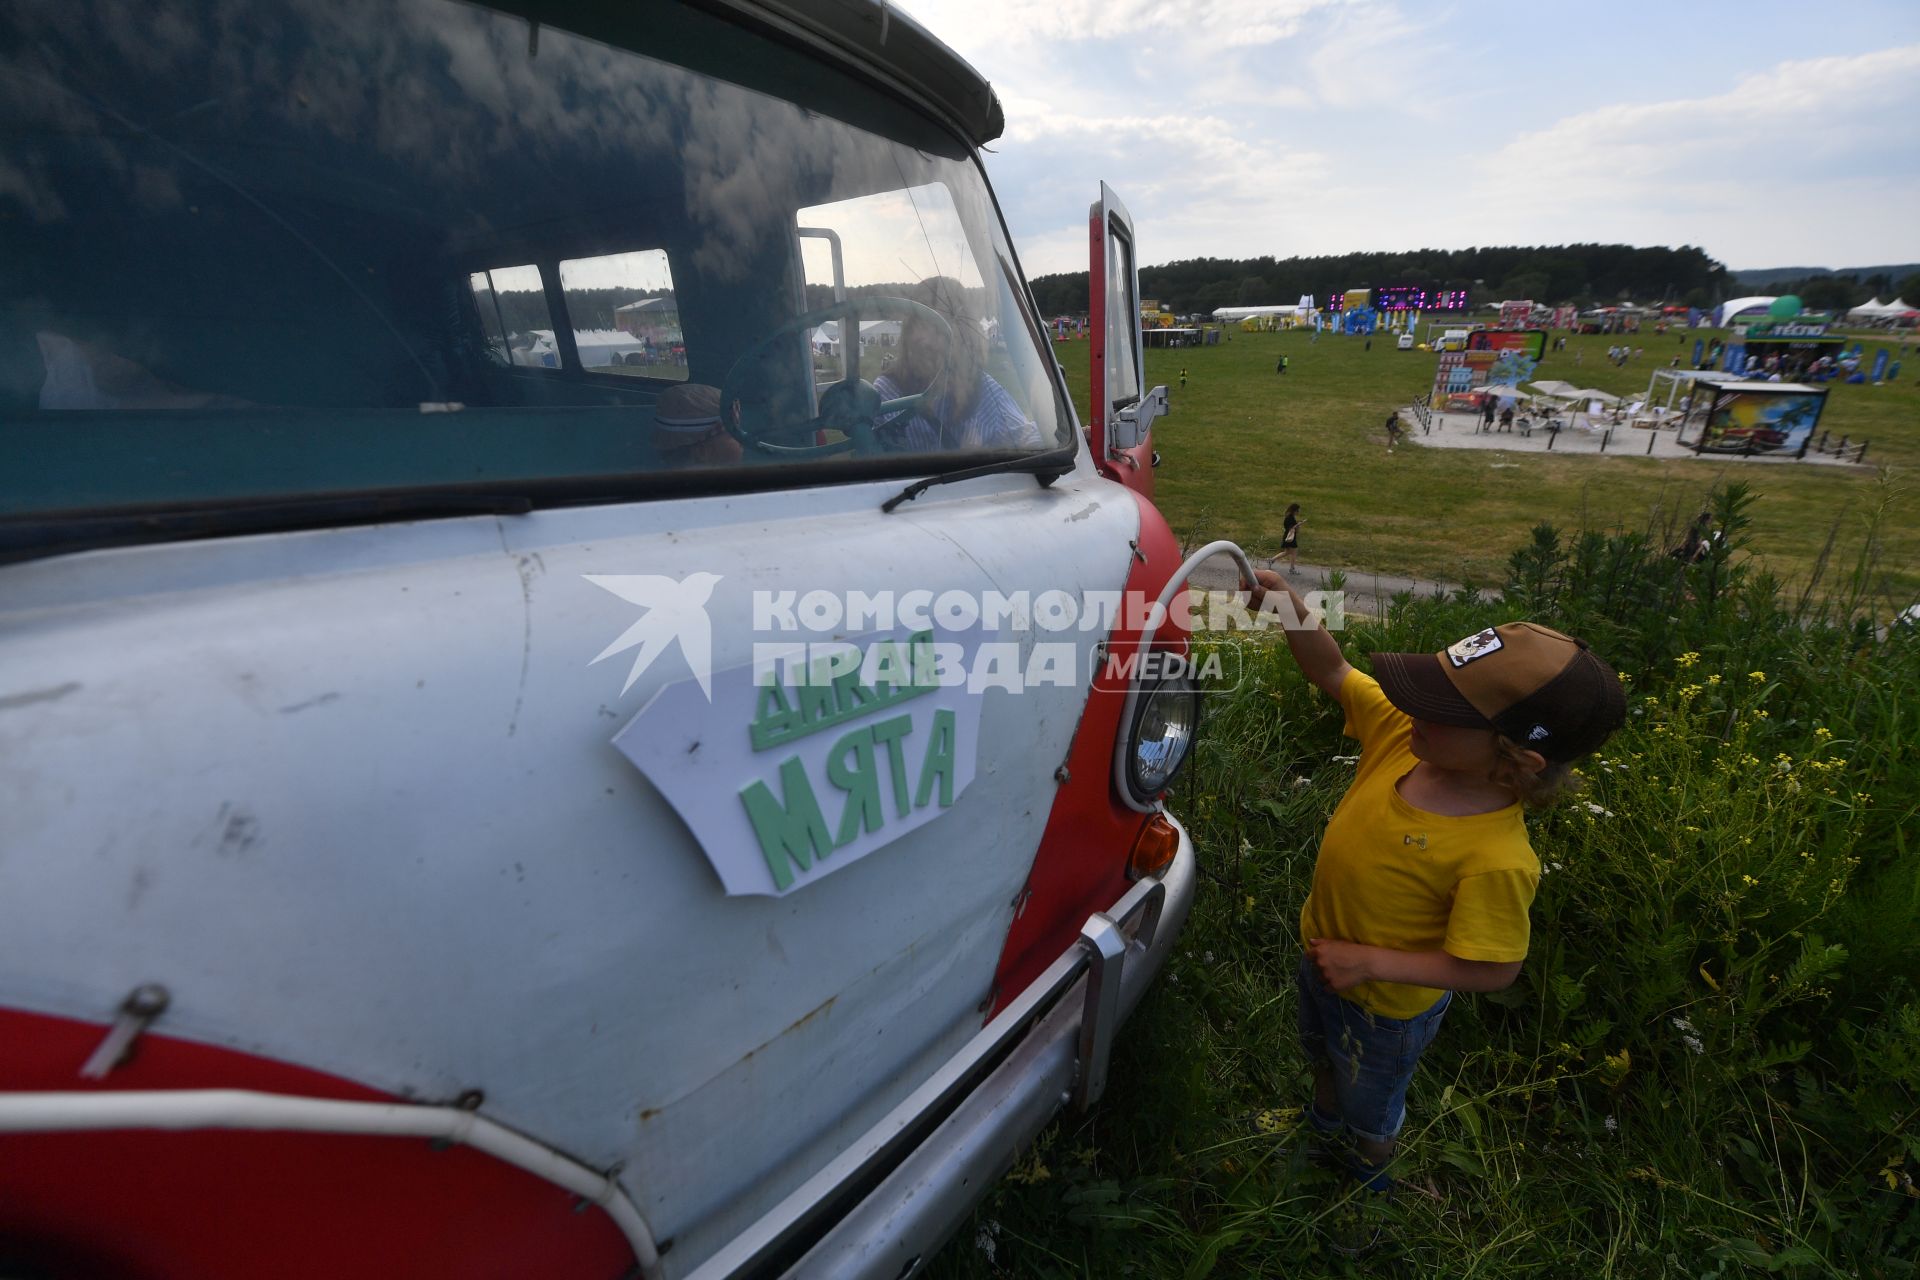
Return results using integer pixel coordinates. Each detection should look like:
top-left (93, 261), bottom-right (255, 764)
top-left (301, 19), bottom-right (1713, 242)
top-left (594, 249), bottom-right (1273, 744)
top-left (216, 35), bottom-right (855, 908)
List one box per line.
top-left (1372, 622), bottom-right (1626, 763)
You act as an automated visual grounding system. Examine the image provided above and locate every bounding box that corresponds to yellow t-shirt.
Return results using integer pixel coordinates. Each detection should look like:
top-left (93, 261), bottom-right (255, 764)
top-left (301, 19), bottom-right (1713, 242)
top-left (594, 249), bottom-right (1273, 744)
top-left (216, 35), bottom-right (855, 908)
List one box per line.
top-left (1298, 668), bottom-right (1540, 1018)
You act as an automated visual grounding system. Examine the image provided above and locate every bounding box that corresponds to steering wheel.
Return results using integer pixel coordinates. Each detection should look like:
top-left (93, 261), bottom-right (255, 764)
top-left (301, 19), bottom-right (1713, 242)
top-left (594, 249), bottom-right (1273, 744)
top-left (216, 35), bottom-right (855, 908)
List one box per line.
top-left (718, 296), bottom-right (952, 458)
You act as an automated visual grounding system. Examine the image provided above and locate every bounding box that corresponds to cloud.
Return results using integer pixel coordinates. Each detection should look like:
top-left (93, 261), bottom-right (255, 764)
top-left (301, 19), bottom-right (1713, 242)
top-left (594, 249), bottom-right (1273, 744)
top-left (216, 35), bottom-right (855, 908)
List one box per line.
top-left (896, 2), bottom-right (1920, 273)
top-left (896, 0), bottom-right (1342, 48)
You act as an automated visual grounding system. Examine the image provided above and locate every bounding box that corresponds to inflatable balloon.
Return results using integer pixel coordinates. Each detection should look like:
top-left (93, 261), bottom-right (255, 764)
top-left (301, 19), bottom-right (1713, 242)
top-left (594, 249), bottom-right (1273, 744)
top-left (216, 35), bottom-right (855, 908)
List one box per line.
top-left (1768, 295), bottom-right (1802, 319)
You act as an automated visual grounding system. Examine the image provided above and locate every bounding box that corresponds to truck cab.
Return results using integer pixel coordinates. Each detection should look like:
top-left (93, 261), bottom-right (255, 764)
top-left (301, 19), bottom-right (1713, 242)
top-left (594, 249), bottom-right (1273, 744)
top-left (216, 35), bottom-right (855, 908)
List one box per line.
top-left (0, 2), bottom-right (1199, 1277)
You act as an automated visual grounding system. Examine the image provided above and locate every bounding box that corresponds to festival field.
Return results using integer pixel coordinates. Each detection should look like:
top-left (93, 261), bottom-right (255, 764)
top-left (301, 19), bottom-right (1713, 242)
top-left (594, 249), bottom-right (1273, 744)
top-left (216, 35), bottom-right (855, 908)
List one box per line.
top-left (1053, 327), bottom-right (1920, 604)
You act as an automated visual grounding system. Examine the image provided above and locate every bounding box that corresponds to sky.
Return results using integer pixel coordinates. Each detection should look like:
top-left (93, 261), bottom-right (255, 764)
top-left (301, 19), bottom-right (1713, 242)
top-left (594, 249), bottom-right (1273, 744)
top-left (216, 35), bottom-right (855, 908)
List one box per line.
top-left (893, 0), bottom-right (1920, 280)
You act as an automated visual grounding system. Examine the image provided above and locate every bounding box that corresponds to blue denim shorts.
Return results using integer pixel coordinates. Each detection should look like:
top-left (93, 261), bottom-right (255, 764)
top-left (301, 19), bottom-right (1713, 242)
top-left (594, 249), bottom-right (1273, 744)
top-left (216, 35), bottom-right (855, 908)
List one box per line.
top-left (1295, 954), bottom-right (1451, 1145)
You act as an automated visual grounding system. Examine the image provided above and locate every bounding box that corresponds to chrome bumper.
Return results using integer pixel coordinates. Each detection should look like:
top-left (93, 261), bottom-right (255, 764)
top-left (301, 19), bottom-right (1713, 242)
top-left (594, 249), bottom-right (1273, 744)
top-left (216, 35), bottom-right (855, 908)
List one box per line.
top-left (687, 813), bottom-right (1197, 1280)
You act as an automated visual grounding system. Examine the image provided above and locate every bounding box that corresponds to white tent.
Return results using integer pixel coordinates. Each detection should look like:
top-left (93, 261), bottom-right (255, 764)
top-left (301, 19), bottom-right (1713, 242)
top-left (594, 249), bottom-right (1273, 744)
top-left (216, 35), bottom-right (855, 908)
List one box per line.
top-left (1887, 298), bottom-right (1916, 314)
top-left (1847, 297), bottom-right (1888, 317)
top-left (1528, 379), bottom-right (1581, 399)
top-left (1714, 296), bottom-right (1776, 326)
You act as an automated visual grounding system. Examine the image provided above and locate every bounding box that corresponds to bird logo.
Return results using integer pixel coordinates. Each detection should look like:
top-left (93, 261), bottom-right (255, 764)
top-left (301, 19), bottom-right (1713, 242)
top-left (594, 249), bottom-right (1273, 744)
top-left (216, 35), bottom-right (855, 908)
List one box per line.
top-left (584, 573), bottom-right (724, 699)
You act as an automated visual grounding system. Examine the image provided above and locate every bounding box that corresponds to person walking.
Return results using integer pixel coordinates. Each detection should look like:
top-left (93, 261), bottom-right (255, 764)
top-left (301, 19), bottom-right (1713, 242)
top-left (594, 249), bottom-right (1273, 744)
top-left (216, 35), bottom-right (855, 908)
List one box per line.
top-left (1281, 503), bottom-right (1304, 570)
top-left (1481, 398), bottom-right (1497, 432)
top-left (1179, 366), bottom-right (1189, 389)
top-left (1384, 410), bottom-right (1404, 451)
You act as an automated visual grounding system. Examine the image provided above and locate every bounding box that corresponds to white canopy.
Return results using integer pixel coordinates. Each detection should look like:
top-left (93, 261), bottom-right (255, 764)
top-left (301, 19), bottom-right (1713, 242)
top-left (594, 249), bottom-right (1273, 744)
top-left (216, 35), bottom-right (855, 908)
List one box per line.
top-left (1479, 383), bottom-right (1529, 400)
top-left (1888, 298), bottom-right (1916, 313)
top-left (1715, 296), bottom-right (1776, 326)
top-left (1565, 387), bottom-right (1623, 404)
top-left (1847, 297), bottom-right (1888, 316)
top-left (1528, 379), bottom-right (1581, 398)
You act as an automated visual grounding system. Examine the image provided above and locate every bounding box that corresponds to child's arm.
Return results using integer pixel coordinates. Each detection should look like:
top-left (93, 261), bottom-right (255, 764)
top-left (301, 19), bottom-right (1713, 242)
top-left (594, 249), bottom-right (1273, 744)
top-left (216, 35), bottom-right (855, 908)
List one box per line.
top-left (1248, 569), bottom-right (1351, 699)
top-left (1307, 937), bottom-right (1522, 994)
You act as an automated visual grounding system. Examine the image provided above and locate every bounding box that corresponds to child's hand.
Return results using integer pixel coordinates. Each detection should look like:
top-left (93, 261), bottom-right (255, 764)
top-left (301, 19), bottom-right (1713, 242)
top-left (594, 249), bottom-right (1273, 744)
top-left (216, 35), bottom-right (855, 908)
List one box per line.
top-left (1245, 568), bottom-right (1286, 608)
top-left (1307, 938), bottom-right (1373, 992)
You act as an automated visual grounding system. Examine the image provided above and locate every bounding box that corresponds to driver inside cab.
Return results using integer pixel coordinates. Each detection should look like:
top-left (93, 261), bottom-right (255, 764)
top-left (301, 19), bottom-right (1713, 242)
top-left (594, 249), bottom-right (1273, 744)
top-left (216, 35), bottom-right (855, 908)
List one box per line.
top-left (871, 276), bottom-right (1041, 453)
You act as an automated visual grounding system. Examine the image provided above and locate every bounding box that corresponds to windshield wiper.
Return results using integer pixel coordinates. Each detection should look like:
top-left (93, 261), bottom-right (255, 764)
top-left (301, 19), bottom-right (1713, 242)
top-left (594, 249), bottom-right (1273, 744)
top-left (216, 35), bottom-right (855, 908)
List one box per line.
top-left (0, 490), bottom-right (537, 564)
top-left (880, 452), bottom-right (1072, 514)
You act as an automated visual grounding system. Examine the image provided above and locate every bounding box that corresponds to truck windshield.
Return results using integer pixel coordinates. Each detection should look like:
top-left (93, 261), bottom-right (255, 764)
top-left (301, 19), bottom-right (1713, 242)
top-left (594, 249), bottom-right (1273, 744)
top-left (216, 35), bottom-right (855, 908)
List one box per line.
top-left (0, 0), bottom-right (1072, 531)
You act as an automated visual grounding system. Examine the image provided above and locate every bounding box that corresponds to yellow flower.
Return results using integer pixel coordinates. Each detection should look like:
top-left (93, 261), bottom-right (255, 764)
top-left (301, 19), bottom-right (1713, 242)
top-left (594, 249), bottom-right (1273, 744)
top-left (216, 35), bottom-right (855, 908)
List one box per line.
top-left (1706, 674), bottom-right (1721, 687)
top-left (1676, 652), bottom-right (1699, 669)
top-left (1600, 1048), bottom-right (1632, 1084)
top-left (1813, 726), bottom-right (1832, 740)
top-left (1741, 874), bottom-right (1759, 886)
top-left (1748, 671), bottom-right (1767, 683)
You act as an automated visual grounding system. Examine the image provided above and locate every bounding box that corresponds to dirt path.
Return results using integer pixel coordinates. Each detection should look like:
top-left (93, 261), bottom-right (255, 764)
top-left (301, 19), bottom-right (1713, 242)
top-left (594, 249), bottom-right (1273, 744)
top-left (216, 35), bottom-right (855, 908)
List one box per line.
top-left (1180, 554), bottom-right (1491, 620)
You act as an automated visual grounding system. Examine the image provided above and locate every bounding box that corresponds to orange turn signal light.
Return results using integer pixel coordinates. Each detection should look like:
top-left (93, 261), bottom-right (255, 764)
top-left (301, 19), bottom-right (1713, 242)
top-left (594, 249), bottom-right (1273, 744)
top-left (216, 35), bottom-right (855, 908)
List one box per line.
top-left (1127, 812), bottom-right (1180, 881)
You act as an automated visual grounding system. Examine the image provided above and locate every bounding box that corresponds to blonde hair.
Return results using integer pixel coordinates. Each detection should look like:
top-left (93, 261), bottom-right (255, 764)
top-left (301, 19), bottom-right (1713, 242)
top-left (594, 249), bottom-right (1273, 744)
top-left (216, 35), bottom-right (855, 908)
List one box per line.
top-left (1490, 734), bottom-right (1582, 809)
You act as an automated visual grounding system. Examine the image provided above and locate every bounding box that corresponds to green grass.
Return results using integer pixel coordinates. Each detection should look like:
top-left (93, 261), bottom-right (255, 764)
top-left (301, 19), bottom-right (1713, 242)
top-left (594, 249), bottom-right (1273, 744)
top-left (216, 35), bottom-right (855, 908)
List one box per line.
top-left (928, 514), bottom-right (1920, 1278)
top-left (1051, 327), bottom-right (1920, 603)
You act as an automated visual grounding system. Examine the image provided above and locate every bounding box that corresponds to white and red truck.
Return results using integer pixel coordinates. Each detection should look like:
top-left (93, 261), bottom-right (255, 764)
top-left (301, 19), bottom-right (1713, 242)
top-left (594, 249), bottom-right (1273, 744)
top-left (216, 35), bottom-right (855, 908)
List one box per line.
top-left (0, 2), bottom-right (1253, 1275)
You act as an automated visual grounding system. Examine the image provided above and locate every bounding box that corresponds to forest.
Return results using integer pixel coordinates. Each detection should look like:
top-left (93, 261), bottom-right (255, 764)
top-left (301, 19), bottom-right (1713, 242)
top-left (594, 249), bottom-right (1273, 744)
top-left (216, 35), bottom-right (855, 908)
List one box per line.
top-left (1027, 243), bottom-right (1738, 317)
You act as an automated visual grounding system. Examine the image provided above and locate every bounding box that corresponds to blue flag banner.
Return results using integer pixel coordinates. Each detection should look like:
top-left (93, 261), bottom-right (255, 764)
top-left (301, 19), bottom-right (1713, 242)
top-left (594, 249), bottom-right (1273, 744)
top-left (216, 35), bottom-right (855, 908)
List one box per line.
top-left (1871, 349), bottom-right (1889, 381)
top-left (1692, 338), bottom-right (1705, 366)
top-left (1724, 345), bottom-right (1747, 375)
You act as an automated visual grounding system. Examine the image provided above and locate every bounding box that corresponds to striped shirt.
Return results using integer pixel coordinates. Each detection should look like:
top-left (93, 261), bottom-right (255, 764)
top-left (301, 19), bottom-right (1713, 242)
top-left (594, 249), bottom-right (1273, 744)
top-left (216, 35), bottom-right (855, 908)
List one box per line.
top-left (869, 372), bottom-right (1043, 453)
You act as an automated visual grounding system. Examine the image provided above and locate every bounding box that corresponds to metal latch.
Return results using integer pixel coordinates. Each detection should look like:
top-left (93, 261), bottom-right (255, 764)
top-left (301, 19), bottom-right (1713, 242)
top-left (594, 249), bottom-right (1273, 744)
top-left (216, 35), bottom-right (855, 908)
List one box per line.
top-left (79, 983), bottom-right (171, 1080)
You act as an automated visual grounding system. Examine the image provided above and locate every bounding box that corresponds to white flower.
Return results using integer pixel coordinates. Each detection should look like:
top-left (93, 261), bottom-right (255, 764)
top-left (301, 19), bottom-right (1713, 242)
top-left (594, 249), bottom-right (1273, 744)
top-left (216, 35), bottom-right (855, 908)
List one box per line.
top-left (975, 1221), bottom-right (1001, 1262)
top-left (1669, 1015), bottom-right (1696, 1034)
top-left (1604, 1115), bottom-right (1618, 1133)
top-left (1203, 951), bottom-right (1215, 965)
top-left (1583, 802), bottom-right (1614, 818)
top-left (1331, 753), bottom-right (1360, 764)
top-left (1683, 1034), bottom-right (1704, 1055)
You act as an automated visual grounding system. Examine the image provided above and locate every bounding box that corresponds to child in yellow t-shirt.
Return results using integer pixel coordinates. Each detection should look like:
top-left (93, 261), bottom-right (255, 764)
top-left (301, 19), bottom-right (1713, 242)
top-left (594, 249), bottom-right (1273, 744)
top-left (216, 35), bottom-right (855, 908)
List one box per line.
top-left (1246, 569), bottom-right (1625, 1194)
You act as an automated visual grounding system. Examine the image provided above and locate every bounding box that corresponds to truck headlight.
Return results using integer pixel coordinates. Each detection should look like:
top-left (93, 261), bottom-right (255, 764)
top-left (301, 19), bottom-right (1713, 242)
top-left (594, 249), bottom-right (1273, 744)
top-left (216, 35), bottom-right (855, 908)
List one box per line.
top-left (1124, 674), bottom-right (1199, 803)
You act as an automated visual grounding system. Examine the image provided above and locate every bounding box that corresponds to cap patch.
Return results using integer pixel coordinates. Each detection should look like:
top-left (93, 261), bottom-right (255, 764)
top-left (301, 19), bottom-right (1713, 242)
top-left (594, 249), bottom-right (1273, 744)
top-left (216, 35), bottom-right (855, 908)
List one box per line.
top-left (1446, 628), bottom-right (1504, 668)
top-left (1528, 724), bottom-right (1551, 741)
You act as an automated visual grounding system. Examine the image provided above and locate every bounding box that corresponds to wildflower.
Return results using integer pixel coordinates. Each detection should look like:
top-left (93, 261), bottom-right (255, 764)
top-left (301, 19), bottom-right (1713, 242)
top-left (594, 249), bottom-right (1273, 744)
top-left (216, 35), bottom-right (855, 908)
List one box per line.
top-left (1675, 651), bottom-right (1699, 669)
top-left (1748, 671), bottom-right (1766, 684)
top-left (1332, 753), bottom-right (1360, 765)
top-left (1617, 671), bottom-right (1631, 683)
top-left (974, 1220), bottom-right (1001, 1263)
top-left (1706, 674), bottom-right (1721, 687)
top-left (1741, 874), bottom-right (1758, 887)
top-left (1600, 1048), bottom-right (1631, 1084)
top-left (1813, 726), bottom-right (1832, 740)
top-left (1604, 1115), bottom-right (1618, 1133)
top-left (1754, 710), bottom-right (1768, 719)
top-left (1583, 802), bottom-right (1614, 818)
top-left (1203, 951), bottom-right (1215, 965)
top-left (1682, 1034), bottom-right (1704, 1055)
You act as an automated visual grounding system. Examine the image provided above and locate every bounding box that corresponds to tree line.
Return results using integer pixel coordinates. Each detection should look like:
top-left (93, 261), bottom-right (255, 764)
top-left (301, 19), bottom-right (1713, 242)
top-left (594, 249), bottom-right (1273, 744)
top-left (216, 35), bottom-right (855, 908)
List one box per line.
top-left (1028, 243), bottom-right (1737, 317)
